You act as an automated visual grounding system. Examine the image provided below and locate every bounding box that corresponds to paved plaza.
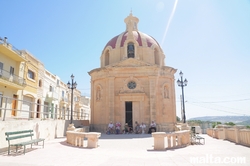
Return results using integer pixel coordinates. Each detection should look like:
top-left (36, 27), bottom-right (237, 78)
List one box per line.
top-left (0, 134), bottom-right (249, 166)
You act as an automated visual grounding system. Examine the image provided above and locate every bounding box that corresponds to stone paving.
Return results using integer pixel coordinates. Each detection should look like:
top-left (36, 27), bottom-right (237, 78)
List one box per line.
top-left (0, 134), bottom-right (249, 166)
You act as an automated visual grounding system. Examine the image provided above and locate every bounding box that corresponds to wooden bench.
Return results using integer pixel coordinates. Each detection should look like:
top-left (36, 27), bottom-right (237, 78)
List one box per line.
top-left (5, 130), bottom-right (45, 155)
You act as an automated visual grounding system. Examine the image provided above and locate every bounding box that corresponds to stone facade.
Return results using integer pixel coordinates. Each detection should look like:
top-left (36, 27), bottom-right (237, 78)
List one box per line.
top-left (89, 13), bottom-right (177, 132)
top-left (0, 37), bottom-right (26, 118)
top-left (0, 37), bottom-right (90, 121)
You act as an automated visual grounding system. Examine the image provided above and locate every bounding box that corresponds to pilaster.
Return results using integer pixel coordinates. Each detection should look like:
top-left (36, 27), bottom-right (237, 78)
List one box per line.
top-left (108, 77), bottom-right (115, 121)
top-left (149, 76), bottom-right (156, 121)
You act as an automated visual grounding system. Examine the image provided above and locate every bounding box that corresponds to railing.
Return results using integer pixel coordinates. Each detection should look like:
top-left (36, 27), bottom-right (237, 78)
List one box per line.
top-left (61, 96), bottom-right (68, 102)
top-left (0, 37), bottom-right (24, 57)
top-left (0, 95), bottom-right (90, 121)
top-left (151, 130), bottom-right (190, 150)
top-left (66, 130), bottom-right (101, 148)
top-left (47, 91), bottom-right (59, 99)
top-left (225, 128), bottom-right (235, 142)
top-left (207, 127), bottom-right (250, 147)
top-left (206, 128), bottom-right (213, 137)
top-left (0, 69), bottom-right (26, 86)
top-left (239, 129), bottom-right (250, 147)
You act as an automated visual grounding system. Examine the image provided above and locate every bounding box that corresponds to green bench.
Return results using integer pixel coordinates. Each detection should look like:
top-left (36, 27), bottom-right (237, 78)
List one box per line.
top-left (191, 127), bottom-right (205, 145)
top-left (5, 130), bottom-right (45, 155)
top-left (194, 135), bottom-right (205, 144)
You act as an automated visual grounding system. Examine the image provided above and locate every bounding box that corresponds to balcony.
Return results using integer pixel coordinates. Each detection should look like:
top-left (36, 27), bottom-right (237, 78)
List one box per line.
top-left (61, 96), bottom-right (68, 103)
top-left (47, 91), bottom-right (59, 100)
top-left (0, 37), bottom-right (26, 61)
top-left (0, 69), bottom-right (26, 88)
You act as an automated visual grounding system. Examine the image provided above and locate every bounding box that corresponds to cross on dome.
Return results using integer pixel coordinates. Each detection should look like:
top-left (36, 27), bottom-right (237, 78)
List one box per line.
top-left (124, 12), bottom-right (139, 32)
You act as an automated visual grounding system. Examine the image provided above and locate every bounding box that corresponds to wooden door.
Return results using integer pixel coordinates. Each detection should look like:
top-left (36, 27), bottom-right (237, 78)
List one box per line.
top-left (11, 95), bottom-right (17, 116)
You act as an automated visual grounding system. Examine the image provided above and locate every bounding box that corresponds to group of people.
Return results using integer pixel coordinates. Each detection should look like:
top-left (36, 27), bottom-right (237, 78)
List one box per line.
top-left (106, 121), bottom-right (157, 134)
top-left (133, 121), bottom-right (146, 134)
top-left (106, 121), bottom-right (121, 135)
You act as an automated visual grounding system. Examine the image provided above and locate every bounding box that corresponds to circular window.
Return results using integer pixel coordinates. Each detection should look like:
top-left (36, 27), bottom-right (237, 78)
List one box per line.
top-left (127, 81), bottom-right (136, 89)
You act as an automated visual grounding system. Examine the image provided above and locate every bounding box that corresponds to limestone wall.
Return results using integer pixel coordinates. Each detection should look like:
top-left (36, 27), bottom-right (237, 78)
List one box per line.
top-left (0, 119), bottom-right (87, 152)
top-left (206, 126), bottom-right (250, 147)
top-left (89, 64), bottom-right (177, 133)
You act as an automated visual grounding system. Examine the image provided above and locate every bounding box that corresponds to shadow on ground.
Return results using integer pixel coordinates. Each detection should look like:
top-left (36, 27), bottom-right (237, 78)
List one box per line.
top-left (0, 147), bottom-right (39, 156)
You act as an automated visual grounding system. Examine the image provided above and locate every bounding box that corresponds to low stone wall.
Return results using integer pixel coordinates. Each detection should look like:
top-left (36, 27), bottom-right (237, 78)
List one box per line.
top-left (0, 119), bottom-right (65, 152)
top-left (239, 129), bottom-right (250, 147)
top-left (226, 128), bottom-right (236, 142)
top-left (0, 119), bottom-right (90, 152)
top-left (66, 130), bottom-right (101, 148)
top-left (152, 130), bottom-right (190, 150)
top-left (206, 128), bottom-right (213, 137)
top-left (206, 126), bottom-right (250, 147)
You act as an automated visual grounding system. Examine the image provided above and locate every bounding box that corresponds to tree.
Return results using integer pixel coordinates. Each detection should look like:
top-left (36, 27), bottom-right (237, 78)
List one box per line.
top-left (212, 121), bottom-right (221, 128)
top-left (224, 122), bottom-right (235, 126)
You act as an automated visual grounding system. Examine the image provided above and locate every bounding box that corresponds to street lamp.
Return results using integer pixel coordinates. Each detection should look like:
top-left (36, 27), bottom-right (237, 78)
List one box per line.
top-left (177, 71), bottom-right (188, 123)
top-left (67, 74), bottom-right (77, 124)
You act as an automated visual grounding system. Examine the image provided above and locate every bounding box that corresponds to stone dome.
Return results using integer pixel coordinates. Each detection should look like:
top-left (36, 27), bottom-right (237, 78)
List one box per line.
top-left (100, 13), bottom-right (165, 67)
top-left (104, 31), bottom-right (161, 50)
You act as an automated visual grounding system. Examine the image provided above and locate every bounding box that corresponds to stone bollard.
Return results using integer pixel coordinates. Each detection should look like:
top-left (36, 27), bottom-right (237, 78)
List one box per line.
top-left (234, 125), bottom-right (246, 144)
top-left (67, 123), bottom-right (75, 131)
top-left (152, 132), bottom-right (166, 150)
top-left (85, 132), bottom-right (101, 148)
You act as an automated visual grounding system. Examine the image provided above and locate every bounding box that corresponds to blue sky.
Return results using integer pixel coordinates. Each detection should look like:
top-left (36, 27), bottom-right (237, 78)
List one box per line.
top-left (1, 0), bottom-right (250, 119)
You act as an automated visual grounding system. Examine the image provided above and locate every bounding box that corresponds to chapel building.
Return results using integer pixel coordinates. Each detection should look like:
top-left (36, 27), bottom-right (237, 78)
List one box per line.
top-left (88, 13), bottom-right (177, 132)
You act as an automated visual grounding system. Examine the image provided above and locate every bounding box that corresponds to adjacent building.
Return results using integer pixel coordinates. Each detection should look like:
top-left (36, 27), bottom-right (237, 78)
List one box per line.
top-left (0, 37), bottom-right (26, 119)
top-left (0, 37), bottom-right (90, 121)
top-left (20, 50), bottom-right (40, 119)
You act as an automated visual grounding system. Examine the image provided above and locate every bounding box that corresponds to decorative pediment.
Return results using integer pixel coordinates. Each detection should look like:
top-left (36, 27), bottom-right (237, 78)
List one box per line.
top-left (110, 58), bottom-right (152, 68)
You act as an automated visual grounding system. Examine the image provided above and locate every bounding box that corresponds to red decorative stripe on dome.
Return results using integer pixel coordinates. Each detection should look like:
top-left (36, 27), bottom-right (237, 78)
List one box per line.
top-left (144, 33), bottom-right (156, 47)
top-left (104, 31), bottom-right (160, 50)
top-left (120, 31), bottom-right (143, 47)
top-left (105, 35), bottom-right (119, 49)
top-left (149, 35), bottom-right (161, 48)
top-left (136, 31), bottom-right (142, 46)
top-left (120, 32), bottom-right (128, 47)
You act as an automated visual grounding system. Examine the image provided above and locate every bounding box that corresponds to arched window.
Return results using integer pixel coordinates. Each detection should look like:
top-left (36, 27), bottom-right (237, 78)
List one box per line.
top-left (105, 50), bottom-right (110, 66)
top-left (127, 43), bottom-right (135, 58)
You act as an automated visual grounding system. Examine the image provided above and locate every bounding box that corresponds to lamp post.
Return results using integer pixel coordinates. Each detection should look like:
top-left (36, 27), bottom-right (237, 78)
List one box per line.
top-left (67, 74), bottom-right (77, 124)
top-left (177, 71), bottom-right (188, 123)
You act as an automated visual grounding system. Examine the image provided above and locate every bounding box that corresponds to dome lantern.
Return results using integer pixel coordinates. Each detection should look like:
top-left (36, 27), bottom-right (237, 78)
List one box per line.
top-left (124, 12), bottom-right (139, 32)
